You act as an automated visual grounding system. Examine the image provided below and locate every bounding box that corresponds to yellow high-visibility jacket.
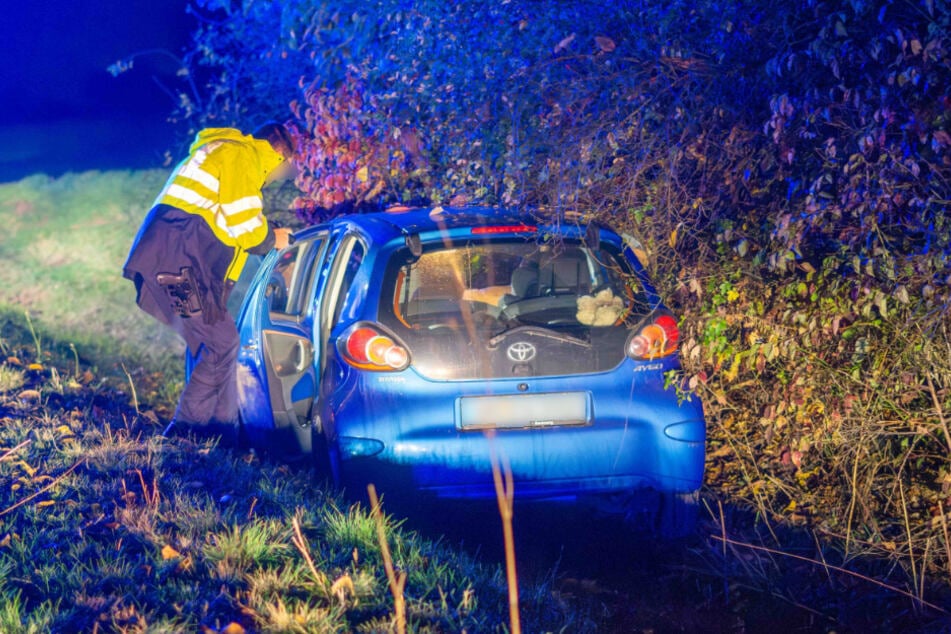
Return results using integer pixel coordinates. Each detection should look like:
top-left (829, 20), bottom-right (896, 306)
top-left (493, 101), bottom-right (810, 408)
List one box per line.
top-left (154, 128), bottom-right (285, 281)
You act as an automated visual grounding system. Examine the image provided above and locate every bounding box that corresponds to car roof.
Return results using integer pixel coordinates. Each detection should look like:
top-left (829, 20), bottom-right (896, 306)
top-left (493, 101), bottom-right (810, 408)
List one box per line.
top-left (291, 205), bottom-right (658, 303)
top-left (293, 206), bottom-right (619, 246)
top-left (294, 206), bottom-right (523, 239)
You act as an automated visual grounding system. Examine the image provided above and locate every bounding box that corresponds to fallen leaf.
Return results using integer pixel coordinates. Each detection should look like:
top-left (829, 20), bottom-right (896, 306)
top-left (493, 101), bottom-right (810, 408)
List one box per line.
top-left (178, 555), bottom-right (194, 573)
top-left (27, 363), bottom-right (44, 372)
top-left (5, 356), bottom-right (22, 366)
top-left (161, 544), bottom-right (182, 560)
top-left (221, 623), bottom-right (246, 634)
top-left (934, 130), bottom-right (951, 147)
top-left (449, 193), bottom-right (470, 206)
top-left (331, 573), bottom-right (356, 606)
top-left (594, 35), bottom-right (616, 53)
top-left (17, 389), bottom-right (41, 403)
top-left (37, 500), bottom-right (56, 509)
top-left (554, 32), bottom-right (576, 53)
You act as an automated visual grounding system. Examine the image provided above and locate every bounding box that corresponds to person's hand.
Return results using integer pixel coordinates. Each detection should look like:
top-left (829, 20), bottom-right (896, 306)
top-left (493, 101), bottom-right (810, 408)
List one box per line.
top-left (273, 227), bottom-right (293, 250)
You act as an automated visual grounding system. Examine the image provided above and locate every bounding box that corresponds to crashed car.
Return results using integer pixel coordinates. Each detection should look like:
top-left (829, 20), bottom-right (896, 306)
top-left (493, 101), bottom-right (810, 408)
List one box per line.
top-left (231, 207), bottom-right (705, 533)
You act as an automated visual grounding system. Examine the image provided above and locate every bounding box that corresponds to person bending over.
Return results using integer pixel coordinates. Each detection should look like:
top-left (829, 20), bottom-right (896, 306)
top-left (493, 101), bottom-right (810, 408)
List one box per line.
top-left (123, 123), bottom-right (296, 446)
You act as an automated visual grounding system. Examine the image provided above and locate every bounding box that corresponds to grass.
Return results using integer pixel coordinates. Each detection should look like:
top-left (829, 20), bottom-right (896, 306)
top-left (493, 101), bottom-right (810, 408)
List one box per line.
top-left (2, 333), bottom-right (947, 632)
top-left (0, 170), bottom-right (181, 370)
top-left (0, 169), bottom-right (302, 414)
top-left (0, 366), bottom-right (26, 393)
top-left (0, 338), bottom-right (584, 632)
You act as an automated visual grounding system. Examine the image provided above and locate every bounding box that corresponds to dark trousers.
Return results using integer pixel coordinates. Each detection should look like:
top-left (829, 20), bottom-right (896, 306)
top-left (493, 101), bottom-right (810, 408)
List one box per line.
top-left (174, 312), bottom-right (240, 429)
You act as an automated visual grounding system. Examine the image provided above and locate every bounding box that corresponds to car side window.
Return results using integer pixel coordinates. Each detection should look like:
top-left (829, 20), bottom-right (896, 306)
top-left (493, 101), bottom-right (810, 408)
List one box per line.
top-left (318, 235), bottom-right (367, 343)
top-left (265, 237), bottom-right (325, 318)
top-left (331, 239), bottom-right (366, 326)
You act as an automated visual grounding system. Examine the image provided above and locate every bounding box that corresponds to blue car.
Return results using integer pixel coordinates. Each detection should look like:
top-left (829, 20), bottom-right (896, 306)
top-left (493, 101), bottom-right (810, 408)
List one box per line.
top-left (232, 207), bottom-right (705, 532)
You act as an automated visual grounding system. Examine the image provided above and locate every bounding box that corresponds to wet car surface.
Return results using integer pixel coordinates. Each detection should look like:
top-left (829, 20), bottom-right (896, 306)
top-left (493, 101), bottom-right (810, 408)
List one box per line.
top-left (232, 206), bottom-right (705, 534)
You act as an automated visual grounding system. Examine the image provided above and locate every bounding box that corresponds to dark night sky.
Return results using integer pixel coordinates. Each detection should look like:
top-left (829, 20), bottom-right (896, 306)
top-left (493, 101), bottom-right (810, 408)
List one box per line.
top-left (0, 0), bottom-right (193, 181)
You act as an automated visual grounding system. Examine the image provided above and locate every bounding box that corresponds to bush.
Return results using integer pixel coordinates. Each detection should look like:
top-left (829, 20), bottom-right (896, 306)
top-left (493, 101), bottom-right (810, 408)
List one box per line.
top-left (144, 0), bottom-right (951, 591)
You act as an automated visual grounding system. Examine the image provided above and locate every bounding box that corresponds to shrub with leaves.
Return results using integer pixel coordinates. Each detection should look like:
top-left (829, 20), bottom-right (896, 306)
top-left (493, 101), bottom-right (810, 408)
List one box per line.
top-left (289, 75), bottom-right (425, 223)
top-left (136, 0), bottom-right (951, 595)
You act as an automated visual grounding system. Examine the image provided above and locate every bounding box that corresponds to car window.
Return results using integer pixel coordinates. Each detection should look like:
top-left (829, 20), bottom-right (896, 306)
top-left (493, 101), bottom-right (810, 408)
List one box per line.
top-left (384, 239), bottom-right (647, 329)
top-left (320, 235), bottom-right (367, 337)
top-left (265, 237), bottom-right (325, 318)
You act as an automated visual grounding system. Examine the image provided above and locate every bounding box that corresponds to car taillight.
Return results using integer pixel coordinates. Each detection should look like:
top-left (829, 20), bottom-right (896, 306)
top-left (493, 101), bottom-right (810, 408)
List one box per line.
top-left (342, 326), bottom-right (410, 371)
top-left (627, 314), bottom-right (680, 360)
top-left (471, 225), bottom-right (537, 234)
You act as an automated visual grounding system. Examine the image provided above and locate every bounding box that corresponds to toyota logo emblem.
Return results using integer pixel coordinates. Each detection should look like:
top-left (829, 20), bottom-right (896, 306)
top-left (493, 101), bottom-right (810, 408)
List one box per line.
top-left (506, 341), bottom-right (537, 362)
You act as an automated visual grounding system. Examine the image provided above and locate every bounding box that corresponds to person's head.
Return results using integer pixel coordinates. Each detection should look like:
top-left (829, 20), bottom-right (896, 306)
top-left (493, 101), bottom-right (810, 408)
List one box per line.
top-left (253, 122), bottom-right (297, 183)
top-left (252, 122), bottom-right (296, 161)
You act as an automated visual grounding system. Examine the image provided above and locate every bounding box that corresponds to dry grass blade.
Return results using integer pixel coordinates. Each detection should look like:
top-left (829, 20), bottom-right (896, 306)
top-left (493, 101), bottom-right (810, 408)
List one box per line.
top-left (121, 363), bottom-right (140, 415)
top-left (845, 447), bottom-right (861, 557)
top-left (367, 484), bottom-right (406, 634)
top-left (488, 431), bottom-right (521, 634)
top-left (135, 468), bottom-right (159, 508)
top-left (898, 478), bottom-right (920, 606)
top-left (290, 511), bottom-right (328, 588)
top-left (711, 534), bottom-right (950, 615)
top-left (939, 502), bottom-right (951, 584)
top-left (926, 375), bottom-right (951, 454)
top-left (0, 460), bottom-right (82, 517)
top-left (0, 439), bottom-right (32, 463)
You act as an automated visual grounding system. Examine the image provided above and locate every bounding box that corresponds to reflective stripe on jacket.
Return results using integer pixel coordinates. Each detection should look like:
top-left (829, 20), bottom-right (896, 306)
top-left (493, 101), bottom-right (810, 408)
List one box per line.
top-left (154, 128), bottom-right (284, 281)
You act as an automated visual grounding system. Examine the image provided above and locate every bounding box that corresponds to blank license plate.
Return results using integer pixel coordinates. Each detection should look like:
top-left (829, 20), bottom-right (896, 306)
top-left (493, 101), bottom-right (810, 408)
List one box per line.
top-left (457, 392), bottom-right (591, 430)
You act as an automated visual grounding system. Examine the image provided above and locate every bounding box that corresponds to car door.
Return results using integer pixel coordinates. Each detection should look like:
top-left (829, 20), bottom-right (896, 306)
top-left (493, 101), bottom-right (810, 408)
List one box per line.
top-left (236, 233), bottom-right (328, 454)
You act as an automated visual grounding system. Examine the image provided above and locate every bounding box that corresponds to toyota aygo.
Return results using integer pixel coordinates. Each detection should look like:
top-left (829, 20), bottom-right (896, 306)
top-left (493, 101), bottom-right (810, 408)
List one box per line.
top-left (232, 207), bottom-right (705, 533)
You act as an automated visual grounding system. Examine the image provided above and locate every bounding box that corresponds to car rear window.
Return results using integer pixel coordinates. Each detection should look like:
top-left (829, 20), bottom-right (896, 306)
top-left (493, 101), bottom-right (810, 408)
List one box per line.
top-left (384, 239), bottom-right (646, 327)
top-left (377, 237), bottom-right (651, 379)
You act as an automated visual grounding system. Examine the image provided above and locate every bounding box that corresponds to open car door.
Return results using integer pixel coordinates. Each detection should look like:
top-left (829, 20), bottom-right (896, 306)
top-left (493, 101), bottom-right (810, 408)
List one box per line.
top-left (235, 233), bottom-right (328, 454)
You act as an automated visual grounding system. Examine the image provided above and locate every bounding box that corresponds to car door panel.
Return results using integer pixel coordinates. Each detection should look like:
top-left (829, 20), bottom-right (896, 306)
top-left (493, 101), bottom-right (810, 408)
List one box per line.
top-left (261, 329), bottom-right (314, 452)
top-left (235, 235), bottom-right (327, 454)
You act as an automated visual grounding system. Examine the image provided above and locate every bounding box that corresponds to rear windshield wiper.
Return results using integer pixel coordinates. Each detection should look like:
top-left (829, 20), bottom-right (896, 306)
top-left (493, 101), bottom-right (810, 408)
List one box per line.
top-left (488, 324), bottom-right (589, 348)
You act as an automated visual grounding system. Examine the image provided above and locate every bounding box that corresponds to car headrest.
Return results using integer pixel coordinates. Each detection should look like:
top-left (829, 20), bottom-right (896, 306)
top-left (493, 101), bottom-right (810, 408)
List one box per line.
top-left (539, 255), bottom-right (586, 293)
top-left (510, 266), bottom-right (539, 297)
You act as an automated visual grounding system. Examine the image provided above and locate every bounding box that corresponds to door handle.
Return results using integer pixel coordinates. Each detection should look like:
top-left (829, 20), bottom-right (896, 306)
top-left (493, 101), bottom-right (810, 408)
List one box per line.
top-left (292, 339), bottom-right (312, 372)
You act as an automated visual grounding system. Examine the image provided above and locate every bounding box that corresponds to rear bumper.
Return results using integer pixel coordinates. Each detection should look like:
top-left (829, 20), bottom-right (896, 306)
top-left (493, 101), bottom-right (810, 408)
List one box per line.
top-left (326, 359), bottom-right (706, 501)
